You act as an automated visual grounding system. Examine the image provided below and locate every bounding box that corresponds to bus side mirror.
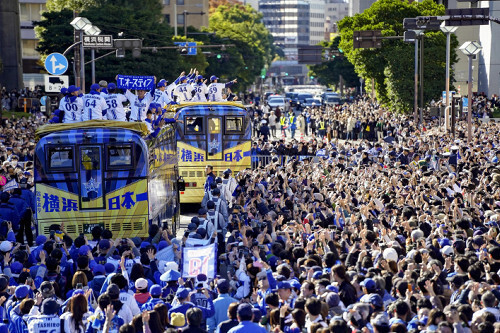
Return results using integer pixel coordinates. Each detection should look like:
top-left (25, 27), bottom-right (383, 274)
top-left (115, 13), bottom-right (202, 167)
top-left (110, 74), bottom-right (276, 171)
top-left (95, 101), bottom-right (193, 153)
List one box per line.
top-left (178, 176), bottom-right (185, 191)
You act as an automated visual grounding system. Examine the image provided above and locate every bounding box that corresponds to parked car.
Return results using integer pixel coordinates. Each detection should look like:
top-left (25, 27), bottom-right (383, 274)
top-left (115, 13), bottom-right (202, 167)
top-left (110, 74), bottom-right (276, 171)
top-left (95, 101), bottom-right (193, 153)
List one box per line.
top-left (303, 98), bottom-right (322, 108)
top-left (267, 96), bottom-right (287, 109)
top-left (296, 93), bottom-right (313, 109)
top-left (323, 95), bottom-right (341, 106)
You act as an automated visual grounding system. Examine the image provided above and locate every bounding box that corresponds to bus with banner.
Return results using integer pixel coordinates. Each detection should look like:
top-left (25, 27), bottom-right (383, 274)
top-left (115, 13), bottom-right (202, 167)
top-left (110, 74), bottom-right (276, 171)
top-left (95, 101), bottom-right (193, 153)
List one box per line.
top-left (34, 120), bottom-right (180, 238)
top-left (172, 102), bottom-right (251, 203)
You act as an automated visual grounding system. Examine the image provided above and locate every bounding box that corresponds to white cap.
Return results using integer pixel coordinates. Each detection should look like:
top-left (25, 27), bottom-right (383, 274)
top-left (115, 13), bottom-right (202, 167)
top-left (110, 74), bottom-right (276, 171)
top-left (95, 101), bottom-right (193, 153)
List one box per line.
top-left (383, 247), bottom-right (398, 262)
top-left (0, 241), bottom-right (12, 252)
top-left (441, 245), bottom-right (453, 256)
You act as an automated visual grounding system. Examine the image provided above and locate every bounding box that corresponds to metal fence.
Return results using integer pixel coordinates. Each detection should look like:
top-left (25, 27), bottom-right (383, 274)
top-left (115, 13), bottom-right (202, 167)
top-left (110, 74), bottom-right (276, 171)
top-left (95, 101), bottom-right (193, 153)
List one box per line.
top-left (251, 154), bottom-right (320, 168)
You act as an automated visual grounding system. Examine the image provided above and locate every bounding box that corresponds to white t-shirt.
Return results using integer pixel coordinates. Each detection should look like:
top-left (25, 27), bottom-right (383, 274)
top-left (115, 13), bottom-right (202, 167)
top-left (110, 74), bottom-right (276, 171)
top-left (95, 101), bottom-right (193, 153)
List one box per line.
top-left (125, 90), bottom-right (154, 121)
top-left (174, 83), bottom-right (194, 103)
top-left (191, 83), bottom-right (208, 102)
top-left (104, 93), bottom-right (128, 121)
top-left (82, 93), bottom-right (108, 121)
top-left (61, 96), bottom-right (84, 123)
top-left (207, 83), bottom-right (226, 102)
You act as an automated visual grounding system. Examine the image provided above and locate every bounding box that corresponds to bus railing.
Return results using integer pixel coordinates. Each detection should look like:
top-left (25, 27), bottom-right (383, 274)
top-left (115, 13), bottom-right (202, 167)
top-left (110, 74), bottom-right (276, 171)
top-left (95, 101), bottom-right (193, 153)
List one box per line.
top-left (251, 154), bottom-right (320, 168)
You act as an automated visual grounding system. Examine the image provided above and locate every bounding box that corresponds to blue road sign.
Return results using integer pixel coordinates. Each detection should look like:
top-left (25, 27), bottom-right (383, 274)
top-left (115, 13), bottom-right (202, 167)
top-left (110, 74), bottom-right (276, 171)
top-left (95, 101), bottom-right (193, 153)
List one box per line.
top-left (174, 42), bottom-right (197, 55)
top-left (463, 97), bottom-right (468, 108)
top-left (40, 96), bottom-right (47, 106)
top-left (442, 91), bottom-right (456, 103)
top-left (44, 53), bottom-right (68, 75)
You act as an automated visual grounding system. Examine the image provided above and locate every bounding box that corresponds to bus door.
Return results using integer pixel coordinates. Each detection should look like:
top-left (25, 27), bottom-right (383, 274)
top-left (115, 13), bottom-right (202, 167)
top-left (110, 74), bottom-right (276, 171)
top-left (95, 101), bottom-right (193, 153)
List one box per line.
top-left (78, 145), bottom-right (105, 209)
top-left (207, 116), bottom-right (222, 160)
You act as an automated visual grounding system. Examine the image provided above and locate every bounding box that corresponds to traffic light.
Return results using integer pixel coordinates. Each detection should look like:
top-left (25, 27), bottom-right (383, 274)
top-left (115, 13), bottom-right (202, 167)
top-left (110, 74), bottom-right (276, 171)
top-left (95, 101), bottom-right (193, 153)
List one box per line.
top-left (310, 76), bottom-right (314, 79)
top-left (114, 39), bottom-right (142, 58)
top-left (338, 47), bottom-right (343, 53)
top-left (285, 72), bottom-right (288, 76)
top-left (216, 54), bottom-right (222, 59)
top-left (261, 75), bottom-right (265, 79)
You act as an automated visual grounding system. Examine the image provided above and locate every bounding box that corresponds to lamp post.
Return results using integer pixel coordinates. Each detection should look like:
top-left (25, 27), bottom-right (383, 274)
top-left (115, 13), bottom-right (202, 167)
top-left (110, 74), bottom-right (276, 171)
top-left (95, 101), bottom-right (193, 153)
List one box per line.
top-left (440, 23), bottom-right (457, 131)
top-left (459, 41), bottom-right (482, 144)
top-left (70, 17), bottom-right (91, 92)
top-left (412, 30), bottom-right (423, 124)
top-left (84, 25), bottom-right (101, 84)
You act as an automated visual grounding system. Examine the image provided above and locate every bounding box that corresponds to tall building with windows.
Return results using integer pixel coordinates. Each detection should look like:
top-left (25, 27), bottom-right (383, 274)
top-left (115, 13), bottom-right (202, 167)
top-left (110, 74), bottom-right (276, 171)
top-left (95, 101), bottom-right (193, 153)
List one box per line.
top-left (348, 0), bottom-right (376, 16)
top-left (161, 0), bottom-right (209, 32)
top-left (324, 0), bottom-right (348, 40)
top-left (19, 0), bottom-right (46, 74)
top-left (260, 0), bottom-right (326, 60)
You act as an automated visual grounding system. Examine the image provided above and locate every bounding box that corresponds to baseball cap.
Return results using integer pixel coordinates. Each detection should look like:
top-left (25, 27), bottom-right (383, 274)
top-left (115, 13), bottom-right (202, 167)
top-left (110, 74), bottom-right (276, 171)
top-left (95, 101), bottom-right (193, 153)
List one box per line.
top-left (60, 87), bottom-right (68, 94)
top-left (441, 245), bottom-right (454, 256)
top-left (277, 281), bottom-right (292, 290)
top-left (176, 287), bottom-right (190, 299)
top-left (36, 235), bottom-right (47, 246)
top-left (187, 223), bottom-right (197, 231)
top-left (15, 285), bottom-right (30, 299)
top-left (366, 293), bottom-right (383, 308)
top-left (158, 240), bottom-right (169, 251)
top-left (90, 83), bottom-right (100, 91)
top-left (371, 312), bottom-right (390, 328)
top-left (107, 83), bottom-right (117, 90)
top-left (99, 80), bottom-right (108, 88)
top-left (41, 299), bottom-right (59, 315)
top-left (68, 85), bottom-right (80, 93)
top-left (196, 75), bottom-right (203, 80)
top-left (78, 245), bottom-right (90, 256)
top-left (179, 76), bottom-right (187, 82)
top-left (160, 269), bottom-right (181, 282)
top-left (326, 292), bottom-right (340, 308)
top-left (0, 241), bottom-right (12, 252)
top-left (157, 81), bottom-right (166, 87)
top-left (237, 303), bottom-right (253, 318)
top-left (99, 239), bottom-right (111, 250)
top-left (210, 75), bottom-right (219, 81)
top-left (360, 278), bottom-right (377, 292)
top-left (104, 263), bottom-right (116, 275)
top-left (93, 264), bottom-right (105, 275)
top-left (217, 279), bottom-right (230, 291)
top-left (135, 278), bottom-right (148, 290)
top-left (223, 168), bottom-right (232, 175)
top-left (198, 208), bottom-right (207, 215)
top-left (150, 284), bottom-right (162, 297)
top-left (11, 262), bottom-right (23, 275)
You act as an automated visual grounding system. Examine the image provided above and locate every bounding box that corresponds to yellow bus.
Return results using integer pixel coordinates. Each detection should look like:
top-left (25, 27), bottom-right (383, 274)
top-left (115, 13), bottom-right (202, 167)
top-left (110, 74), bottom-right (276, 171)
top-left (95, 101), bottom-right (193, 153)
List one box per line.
top-left (173, 102), bottom-right (251, 203)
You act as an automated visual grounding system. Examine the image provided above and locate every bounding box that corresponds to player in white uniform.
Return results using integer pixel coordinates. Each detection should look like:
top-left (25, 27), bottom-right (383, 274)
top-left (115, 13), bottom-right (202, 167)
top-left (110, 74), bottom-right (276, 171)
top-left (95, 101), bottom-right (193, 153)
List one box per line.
top-left (27, 299), bottom-right (61, 333)
top-left (61, 85), bottom-right (84, 123)
top-left (173, 76), bottom-right (194, 103)
top-left (191, 75), bottom-right (208, 102)
top-left (207, 75), bottom-right (237, 102)
top-left (125, 85), bottom-right (155, 122)
top-left (104, 83), bottom-right (128, 121)
top-left (82, 83), bottom-right (108, 121)
top-left (153, 80), bottom-right (171, 108)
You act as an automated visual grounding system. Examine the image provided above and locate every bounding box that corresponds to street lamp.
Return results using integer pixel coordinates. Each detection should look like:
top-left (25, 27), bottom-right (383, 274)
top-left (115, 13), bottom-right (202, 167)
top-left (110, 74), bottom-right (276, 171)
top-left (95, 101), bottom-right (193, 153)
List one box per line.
top-left (412, 30), bottom-right (423, 125)
top-left (459, 41), bottom-right (482, 144)
top-left (440, 23), bottom-right (457, 131)
top-left (84, 25), bottom-right (101, 85)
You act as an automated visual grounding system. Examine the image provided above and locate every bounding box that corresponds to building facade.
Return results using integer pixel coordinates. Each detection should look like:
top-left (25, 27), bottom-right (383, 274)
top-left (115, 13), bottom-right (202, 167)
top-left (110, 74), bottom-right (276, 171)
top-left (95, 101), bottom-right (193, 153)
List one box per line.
top-left (19, 0), bottom-right (45, 75)
top-left (324, 0), bottom-right (348, 40)
top-left (348, 0), bottom-right (376, 16)
top-left (0, 0), bottom-right (24, 89)
top-left (161, 0), bottom-right (209, 33)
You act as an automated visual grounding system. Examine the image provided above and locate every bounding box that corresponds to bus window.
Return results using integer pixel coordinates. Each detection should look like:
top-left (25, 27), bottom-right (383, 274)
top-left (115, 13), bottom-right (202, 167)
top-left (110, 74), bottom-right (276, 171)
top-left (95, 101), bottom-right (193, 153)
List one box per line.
top-left (207, 117), bottom-right (222, 160)
top-left (225, 116), bottom-right (244, 133)
top-left (47, 146), bottom-right (74, 171)
top-left (185, 116), bottom-right (204, 134)
top-left (79, 146), bottom-right (104, 209)
top-left (107, 144), bottom-right (133, 169)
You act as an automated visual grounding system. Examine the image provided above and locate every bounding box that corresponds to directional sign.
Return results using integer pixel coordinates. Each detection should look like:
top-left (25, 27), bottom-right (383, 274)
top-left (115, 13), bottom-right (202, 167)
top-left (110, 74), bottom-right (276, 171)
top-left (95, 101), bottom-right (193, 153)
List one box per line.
top-left (44, 53), bottom-right (68, 75)
top-left (174, 42), bottom-right (197, 55)
top-left (44, 75), bottom-right (69, 93)
top-left (353, 30), bottom-right (382, 49)
top-left (83, 35), bottom-right (113, 48)
top-left (442, 91), bottom-right (456, 103)
top-left (445, 8), bottom-right (489, 26)
top-left (462, 97), bottom-right (468, 108)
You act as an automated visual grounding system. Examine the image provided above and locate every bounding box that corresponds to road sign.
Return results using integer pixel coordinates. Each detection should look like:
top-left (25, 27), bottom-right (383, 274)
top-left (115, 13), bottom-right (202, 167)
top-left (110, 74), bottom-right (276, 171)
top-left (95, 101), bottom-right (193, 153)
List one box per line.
top-left (298, 45), bottom-right (323, 64)
top-left (44, 53), bottom-right (68, 75)
top-left (442, 91), bottom-right (456, 103)
top-left (462, 97), bottom-right (468, 108)
top-left (353, 30), bottom-right (382, 49)
top-left (83, 35), bottom-right (113, 48)
top-left (404, 17), bottom-right (441, 30)
top-left (444, 8), bottom-right (489, 26)
top-left (40, 96), bottom-right (47, 106)
top-left (174, 42), bottom-right (197, 55)
top-left (44, 75), bottom-right (69, 93)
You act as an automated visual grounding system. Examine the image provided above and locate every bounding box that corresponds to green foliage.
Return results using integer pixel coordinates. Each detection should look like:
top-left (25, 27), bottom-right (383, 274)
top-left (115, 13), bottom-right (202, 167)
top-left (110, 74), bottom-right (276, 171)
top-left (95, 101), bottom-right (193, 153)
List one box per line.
top-left (338, 0), bottom-right (458, 112)
top-left (35, 0), bottom-right (209, 87)
top-left (205, 4), bottom-right (274, 91)
top-left (309, 37), bottom-right (359, 89)
top-left (46, 0), bottom-right (97, 12)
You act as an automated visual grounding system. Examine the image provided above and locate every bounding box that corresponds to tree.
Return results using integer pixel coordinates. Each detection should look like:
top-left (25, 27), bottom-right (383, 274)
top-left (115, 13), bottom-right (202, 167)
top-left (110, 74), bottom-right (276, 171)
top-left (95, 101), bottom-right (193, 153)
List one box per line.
top-left (309, 36), bottom-right (359, 90)
top-left (205, 4), bottom-right (274, 91)
top-left (35, 0), bottom-right (208, 86)
top-left (46, 0), bottom-right (97, 12)
top-left (208, 0), bottom-right (243, 15)
top-left (338, 0), bottom-right (458, 112)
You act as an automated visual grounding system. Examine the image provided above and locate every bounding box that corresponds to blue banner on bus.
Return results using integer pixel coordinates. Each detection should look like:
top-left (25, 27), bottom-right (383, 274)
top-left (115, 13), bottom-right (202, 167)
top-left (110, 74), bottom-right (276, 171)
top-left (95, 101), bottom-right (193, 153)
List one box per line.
top-left (117, 75), bottom-right (155, 91)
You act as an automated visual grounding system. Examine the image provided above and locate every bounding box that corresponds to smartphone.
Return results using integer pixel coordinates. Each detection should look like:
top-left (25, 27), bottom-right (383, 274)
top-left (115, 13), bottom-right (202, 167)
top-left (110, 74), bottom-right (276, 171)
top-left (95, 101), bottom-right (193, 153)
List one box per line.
top-left (76, 283), bottom-right (83, 289)
top-left (19, 245), bottom-right (26, 251)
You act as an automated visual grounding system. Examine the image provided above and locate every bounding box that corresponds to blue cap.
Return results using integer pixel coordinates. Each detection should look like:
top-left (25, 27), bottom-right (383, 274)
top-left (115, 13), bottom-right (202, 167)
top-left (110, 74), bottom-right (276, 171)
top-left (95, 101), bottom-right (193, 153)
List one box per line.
top-left (439, 238), bottom-right (451, 247)
top-left (237, 303), bottom-right (253, 318)
top-left (150, 284), bottom-right (162, 296)
top-left (196, 75), bottom-right (203, 80)
top-left (78, 245), bottom-right (90, 256)
top-left (99, 239), bottom-right (110, 250)
top-left (198, 208), bottom-right (207, 215)
top-left (176, 287), bottom-right (190, 299)
top-left (160, 269), bottom-right (181, 282)
top-left (312, 271), bottom-right (323, 280)
top-left (210, 75), bottom-right (219, 81)
top-left (104, 263), bottom-right (116, 274)
top-left (140, 241), bottom-right (151, 249)
top-left (179, 76), bottom-right (187, 82)
top-left (367, 293), bottom-right (383, 308)
top-left (187, 223), bottom-right (197, 231)
top-left (107, 83), bottom-right (116, 90)
top-left (36, 235), bottom-right (47, 246)
top-left (68, 85), bottom-right (80, 93)
top-left (289, 279), bottom-right (301, 290)
top-left (217, 279), bottom-right (229, 290)
top-left (326, 285), bottom-right (339, 293)
top-left (90, 83), bottom-right (100, 91)
top-left (277, 281), bottom-right (292, 290)
top-left (158, 81), bottom-right (166, 87)
top-left (158, 240), bottom-right (168, 251)
top-left (15, 285), bottom-right (30, 299)
top-left (60, 87), bottom-right (68, 94)
top-left (41, 299), bottom-right (59, 315)
top-left (93, 264), bottom-right (105, 275)
top-left (11, 262), bottom-right (23, 274)
top-left (360, 278), bottom-right (377, 291)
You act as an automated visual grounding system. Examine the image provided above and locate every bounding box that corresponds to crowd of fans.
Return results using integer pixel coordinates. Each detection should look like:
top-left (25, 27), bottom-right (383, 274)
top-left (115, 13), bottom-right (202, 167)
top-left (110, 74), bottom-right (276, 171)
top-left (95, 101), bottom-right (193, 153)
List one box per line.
top-left (0, 90), bottom-right (499, 333)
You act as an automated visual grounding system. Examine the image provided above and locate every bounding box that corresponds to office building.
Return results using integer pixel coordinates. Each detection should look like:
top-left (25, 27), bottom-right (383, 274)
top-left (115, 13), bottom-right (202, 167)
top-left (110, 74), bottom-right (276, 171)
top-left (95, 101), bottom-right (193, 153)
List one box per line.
top-left (324, 0), bottom-right (348, 40)
top-left (161, 0), bottom-right (209, 33)
top-left (0, 0), bottom-right (24, 89)
top-left (348, 0), bottom-right (376, 16)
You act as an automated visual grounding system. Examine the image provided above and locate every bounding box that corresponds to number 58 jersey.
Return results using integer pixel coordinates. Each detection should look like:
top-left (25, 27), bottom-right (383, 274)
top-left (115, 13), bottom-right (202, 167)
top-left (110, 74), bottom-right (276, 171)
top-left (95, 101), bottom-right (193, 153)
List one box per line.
top-left (104, 93), bottom-right (128, 121)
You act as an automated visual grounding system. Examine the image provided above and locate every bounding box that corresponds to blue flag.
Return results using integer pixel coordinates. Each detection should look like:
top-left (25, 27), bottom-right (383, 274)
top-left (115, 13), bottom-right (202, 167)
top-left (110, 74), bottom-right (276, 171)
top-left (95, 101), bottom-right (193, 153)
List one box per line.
top-left (117, 75), bottom-right (155, 90)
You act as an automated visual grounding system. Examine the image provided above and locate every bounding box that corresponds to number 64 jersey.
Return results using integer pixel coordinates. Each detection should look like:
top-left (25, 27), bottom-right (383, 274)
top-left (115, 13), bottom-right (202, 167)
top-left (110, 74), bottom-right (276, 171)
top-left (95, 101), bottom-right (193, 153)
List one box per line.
top-left (104, 93), bottom-right (128, 121)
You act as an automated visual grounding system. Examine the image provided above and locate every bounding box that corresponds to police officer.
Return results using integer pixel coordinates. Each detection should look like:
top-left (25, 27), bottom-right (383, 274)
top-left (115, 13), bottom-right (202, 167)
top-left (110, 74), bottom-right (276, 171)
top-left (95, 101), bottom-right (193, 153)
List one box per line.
top-left (318, 117), bottom-right (326, 138)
